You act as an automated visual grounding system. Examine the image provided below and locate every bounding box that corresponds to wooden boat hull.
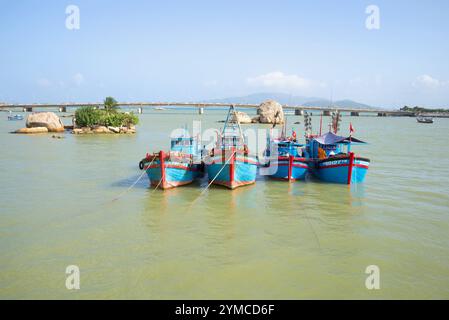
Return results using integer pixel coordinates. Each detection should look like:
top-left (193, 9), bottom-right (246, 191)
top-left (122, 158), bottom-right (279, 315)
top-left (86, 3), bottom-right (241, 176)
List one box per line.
top-left (145, 160), bottom-right (201, 190)
top-left (310, 153), bottom-right (370, 184)
top-left (268, 156), bottom-right (308, 181)
top-left (206, 155), bottom-right (258, 189)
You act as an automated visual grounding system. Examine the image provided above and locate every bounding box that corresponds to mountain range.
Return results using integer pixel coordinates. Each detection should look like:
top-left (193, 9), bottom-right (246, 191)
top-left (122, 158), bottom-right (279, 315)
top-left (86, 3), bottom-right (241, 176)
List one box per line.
top-left (204, 93), bottom-right (376, 110)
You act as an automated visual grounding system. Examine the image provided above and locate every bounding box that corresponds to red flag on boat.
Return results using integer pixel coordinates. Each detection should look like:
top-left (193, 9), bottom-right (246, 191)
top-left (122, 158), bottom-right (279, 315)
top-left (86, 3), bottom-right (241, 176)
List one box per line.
top-left (349, 123), bottom-right (355, 135)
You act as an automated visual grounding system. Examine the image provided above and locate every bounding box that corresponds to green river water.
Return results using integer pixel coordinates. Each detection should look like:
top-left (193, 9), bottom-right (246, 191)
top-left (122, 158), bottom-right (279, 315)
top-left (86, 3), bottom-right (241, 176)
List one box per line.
top-left (0, 109), bottom-right (448, 299)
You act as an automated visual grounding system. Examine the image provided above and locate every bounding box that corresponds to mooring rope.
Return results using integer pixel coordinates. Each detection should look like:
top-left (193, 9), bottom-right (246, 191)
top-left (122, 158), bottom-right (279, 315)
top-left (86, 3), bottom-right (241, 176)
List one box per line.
top-left (304, 211), bottom-right (321, 250)
top-left (187, 150), bottom-right (237, 211)
top-left (110, 157), bottom-right (155, 202)
top-left (152, 176), bottom-right (164, 192)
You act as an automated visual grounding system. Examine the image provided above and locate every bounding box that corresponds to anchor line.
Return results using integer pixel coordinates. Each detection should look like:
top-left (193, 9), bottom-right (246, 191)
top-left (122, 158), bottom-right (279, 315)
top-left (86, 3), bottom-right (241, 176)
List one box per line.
top-left (152, 176), bottom-right (164, 192)
top-left (187, 150), bottom-right (237, 211)
top-left (110, 157), bottom-right (155, 203)
top-left (303, 211), bottom-right (321, 250)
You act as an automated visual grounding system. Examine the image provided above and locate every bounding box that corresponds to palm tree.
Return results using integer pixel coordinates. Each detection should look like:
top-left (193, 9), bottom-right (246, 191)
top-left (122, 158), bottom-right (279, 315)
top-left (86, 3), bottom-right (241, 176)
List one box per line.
top-left (104, 96), bottom-right (118, 112)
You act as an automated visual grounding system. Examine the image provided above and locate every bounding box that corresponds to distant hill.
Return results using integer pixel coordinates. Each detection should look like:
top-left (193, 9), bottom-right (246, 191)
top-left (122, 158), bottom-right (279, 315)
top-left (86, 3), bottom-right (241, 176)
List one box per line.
top-left (204, 93), bottom-right (376, 110)
top-left (302, 99), bottom-right (375, 110)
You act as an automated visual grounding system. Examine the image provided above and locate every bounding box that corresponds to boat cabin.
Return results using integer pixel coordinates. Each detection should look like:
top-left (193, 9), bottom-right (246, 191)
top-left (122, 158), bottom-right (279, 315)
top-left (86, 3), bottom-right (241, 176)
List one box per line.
top-left (170, 137), bottom-right (199, 156)
top-left (265, 139), bottom-right (304, 157)
top-left (306, 132), bottom-right (366, 159)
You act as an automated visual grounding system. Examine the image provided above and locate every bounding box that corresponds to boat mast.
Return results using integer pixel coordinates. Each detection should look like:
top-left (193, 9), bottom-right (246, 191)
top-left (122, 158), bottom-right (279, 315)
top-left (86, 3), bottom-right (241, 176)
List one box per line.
top-left (222, 104), bottom-right (245, 145)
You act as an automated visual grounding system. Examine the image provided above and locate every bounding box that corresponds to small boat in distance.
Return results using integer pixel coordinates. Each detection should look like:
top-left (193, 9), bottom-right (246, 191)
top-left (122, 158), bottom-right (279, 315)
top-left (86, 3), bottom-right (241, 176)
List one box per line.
top-left (204, 105), bottom-right (258, 189)
top-left (154, 107), bottom-right (165, 111)
top-left (416, 115), bottom-right (433, 123)
top-left (7, 114), bottom-right (24, 121)
top-left (140, 135), bottom-right (203, 190)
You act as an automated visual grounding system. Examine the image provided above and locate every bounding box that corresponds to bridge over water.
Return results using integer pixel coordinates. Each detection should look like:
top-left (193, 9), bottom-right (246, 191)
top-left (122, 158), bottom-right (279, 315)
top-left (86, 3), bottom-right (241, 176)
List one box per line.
top-left (0, 102), bottom-right (412, 117)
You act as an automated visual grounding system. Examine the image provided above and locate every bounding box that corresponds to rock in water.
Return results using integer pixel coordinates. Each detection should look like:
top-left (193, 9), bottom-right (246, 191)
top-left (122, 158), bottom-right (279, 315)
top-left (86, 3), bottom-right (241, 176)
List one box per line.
top-left (257, 100), bottom-right (284, 124)
top-left (230, 111), bottom-right (252, 124)
top-left (107, 126), bottom-right (120, 133)
top-left (92, 126), bottom-right (110, 133)
top-left (14, 127), bottom-right (49, 134)
top-left (26, 112), bottom-right (65, 132)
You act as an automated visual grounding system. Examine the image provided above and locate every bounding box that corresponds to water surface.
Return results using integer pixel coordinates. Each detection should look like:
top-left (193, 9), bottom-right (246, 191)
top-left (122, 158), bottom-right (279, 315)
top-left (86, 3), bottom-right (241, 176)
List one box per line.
top-left (0, 110), bottom-right (448, 299)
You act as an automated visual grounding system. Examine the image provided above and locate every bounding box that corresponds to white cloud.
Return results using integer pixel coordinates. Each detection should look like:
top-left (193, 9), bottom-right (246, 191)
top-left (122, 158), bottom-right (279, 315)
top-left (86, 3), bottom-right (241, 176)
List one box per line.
top-left (247, 71), bottom-right (325, 91)
top-left (73, 73), bottom-right (84, 86)
top-left (37, 78), bottom-right (52, 88)
top-left (412, 74), bottom-right (448, 88)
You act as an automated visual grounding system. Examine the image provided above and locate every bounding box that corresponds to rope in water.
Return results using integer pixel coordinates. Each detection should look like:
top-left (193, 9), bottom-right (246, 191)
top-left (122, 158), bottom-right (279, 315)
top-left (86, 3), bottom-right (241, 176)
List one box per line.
top-left (152, 175), bottom-right (164, 192)
top-left (111, 157), bottom-right (155, 202)
top-left (187, 150), bottom-right (236, 211)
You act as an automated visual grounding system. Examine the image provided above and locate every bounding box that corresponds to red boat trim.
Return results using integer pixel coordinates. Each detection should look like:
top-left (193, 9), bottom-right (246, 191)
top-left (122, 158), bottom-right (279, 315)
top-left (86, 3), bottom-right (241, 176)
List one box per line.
top-left (230, 147), bottom-right (235, 185)
top-left (274, 163), bottom-right (308, 169)
top-left (347, 152), bottom-right (354, 185)
top-left (208, 159), bottom-right (258, 166)
top-left (145, 164), bottom-right (198, 171)
top-left (159, 150), bottom-right (166, 187)
top-left (288, 155), bottom-right (293, 182)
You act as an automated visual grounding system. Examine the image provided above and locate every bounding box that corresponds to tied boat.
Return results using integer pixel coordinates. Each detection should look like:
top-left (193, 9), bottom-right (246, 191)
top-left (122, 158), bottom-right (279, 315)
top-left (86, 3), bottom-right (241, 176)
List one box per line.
top-left (204, 105), bottom-right (258, 189)
top-left (264, 128), bottom-right (308, 182)
top-left (140, 136), bottom-right (203, 190)
top-left (306, 131), bottom-right (370, 184)
top-left (7, 114), bottom-right (24, 121)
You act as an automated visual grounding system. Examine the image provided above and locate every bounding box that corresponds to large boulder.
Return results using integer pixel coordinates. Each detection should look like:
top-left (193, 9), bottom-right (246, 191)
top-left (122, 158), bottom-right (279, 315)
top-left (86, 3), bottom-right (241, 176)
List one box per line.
top-left (230, 111), bottom-right (252, 124)
top-left (257, 100), bottom-right (284, 124)
top-left (26, 112), bottom-right (64, 132)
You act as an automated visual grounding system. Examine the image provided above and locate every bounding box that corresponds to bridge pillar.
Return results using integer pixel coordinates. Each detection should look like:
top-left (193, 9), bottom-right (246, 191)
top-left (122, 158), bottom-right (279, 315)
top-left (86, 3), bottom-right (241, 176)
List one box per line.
top-left (294, 109), bottom-right (304, 116)
top-left (350, 112), bottom-right (359, 116)
top-left (59, 106), bottom-right (67, 112)
top-left (137, 107), bottom-right (143, 114)
top-left (322, 110), bottom-right (331, 116)
top-left (23, 107), bottom-right (33, 112)
top-left (198, 107), bottom-right (204, 115)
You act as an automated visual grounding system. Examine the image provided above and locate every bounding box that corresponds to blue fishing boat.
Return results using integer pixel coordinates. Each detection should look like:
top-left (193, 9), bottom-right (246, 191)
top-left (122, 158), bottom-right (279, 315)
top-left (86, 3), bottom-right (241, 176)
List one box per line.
top-left (140, 136), bottom-right (203, 190)
top-left (264, 129), bottom-right (308, 181)
top-left (204, 105), bottom-right (258, 189)
top-left (305, 131), bottom-right (370, 184)
top-left (7, 114), bottom-right (23, 121)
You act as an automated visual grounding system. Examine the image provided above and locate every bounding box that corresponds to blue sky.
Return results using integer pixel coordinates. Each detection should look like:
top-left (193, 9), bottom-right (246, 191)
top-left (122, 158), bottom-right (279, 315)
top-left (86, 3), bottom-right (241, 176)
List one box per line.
top-left (1, 0), bottom-right (448, 108)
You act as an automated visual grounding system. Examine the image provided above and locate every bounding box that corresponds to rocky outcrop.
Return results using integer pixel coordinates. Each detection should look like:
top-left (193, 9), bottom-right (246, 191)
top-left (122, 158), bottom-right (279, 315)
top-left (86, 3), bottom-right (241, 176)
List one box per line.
top-left (26, 112), bottom-right (65, 132)
top-left (72, 125), bottom-right (136, 134)
top-left (14, 127), bottom-right (49, 134)
top-left (92, 126), bottom-right (110, 134)
top-left (230, 111), bottom-right (252, 124)
top-left (256, 100), bottom-right (284, 124)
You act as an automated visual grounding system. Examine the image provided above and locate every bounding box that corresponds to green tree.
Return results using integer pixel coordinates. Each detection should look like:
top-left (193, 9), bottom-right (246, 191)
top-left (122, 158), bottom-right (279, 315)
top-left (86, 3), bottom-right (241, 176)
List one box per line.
top-left (104, 96), bottom-right (118, 112)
